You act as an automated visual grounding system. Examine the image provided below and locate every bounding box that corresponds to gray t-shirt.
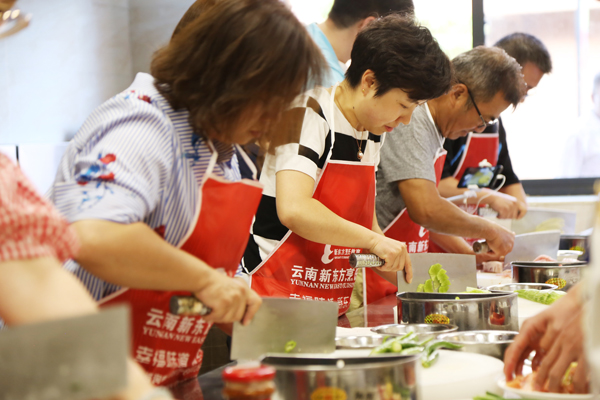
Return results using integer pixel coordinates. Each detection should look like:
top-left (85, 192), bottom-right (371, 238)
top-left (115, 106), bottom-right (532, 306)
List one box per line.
top-left (376, 103), bottom-right (444, 229)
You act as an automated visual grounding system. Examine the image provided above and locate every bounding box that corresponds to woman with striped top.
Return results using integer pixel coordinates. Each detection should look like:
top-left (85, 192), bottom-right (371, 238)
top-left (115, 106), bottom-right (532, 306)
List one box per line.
top-left (48, 0), bottom-right (326, 386)
top-left (243, 15), bottom-right (454, 315)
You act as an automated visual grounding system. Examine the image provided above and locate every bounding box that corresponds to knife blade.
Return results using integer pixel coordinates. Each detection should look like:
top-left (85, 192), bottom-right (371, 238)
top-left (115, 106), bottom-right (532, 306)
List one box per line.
top-left (395, 253), bottom-right (477, 293)
top-left (0, 306), bottom-right (129, 400)
top-left (230, 297), bottom-right (337, 360)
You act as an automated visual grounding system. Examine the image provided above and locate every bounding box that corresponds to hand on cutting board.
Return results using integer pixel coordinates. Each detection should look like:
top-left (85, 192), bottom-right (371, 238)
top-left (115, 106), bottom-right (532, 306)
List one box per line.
top-left (504, 284), bottom-right (587, 392)
top-left (368, 236), bottom-right (412, 283)
top-left (193, 270), bottom-right (262, 325)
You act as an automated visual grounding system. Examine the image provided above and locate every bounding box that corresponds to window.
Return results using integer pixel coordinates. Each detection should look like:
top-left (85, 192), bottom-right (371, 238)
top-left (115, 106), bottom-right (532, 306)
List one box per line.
top-left (483, 0), bottom-right (600, 181)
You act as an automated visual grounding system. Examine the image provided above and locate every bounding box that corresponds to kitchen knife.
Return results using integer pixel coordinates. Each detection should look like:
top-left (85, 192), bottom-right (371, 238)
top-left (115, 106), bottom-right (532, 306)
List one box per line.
top-left (511, 207), bottom-right (576, 235)
top-left (395, 253), bottom-right (477, 293)
top-left (0, 306), bottom-right (129, 400)
top-left (349, 253), bottom-right (385, 268)
top-left (503, 230), bottom-right (561, 264)
top-left (230, 298), bottom-right (337, 360)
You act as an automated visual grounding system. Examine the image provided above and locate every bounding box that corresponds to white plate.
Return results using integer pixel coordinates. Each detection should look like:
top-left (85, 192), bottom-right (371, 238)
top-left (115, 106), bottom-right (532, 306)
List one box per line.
top-left (498, 378), bottom-right (593, 399)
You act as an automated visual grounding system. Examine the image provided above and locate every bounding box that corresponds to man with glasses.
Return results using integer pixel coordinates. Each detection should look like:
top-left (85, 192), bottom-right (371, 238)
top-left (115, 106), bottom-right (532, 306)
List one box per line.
top-left (356, 46), bottom-right (525, 306)
top-left (440, 33), bottom-right (553, 219)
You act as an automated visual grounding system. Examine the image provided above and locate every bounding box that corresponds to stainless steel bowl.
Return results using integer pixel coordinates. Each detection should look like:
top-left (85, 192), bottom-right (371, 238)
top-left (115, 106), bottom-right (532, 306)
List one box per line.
top-left (485, 283), bottom-right (558, 292)
top-left (262, 351), bottom-right (419, 399)
top-left (335, 335), bottom-right (385, 349)
top-left (397, 292), bottom-right (518, 332)
top-left (511, 260), bottom-right (588, 290)
top-left (371, 323), bottom-right (458, 341)
top-left (437, 330), bottom-right (517, 360)
top-left (559, 234), bottom-right (589, 262)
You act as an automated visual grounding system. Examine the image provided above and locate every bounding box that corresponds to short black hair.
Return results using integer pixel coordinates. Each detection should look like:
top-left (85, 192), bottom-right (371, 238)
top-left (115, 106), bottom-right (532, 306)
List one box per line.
top-left (494, 32), bottom-right (552, 73)
top-left (328, 0), bottom-right (414, 29)
top-left (345, 14), bottom-right (453, 102)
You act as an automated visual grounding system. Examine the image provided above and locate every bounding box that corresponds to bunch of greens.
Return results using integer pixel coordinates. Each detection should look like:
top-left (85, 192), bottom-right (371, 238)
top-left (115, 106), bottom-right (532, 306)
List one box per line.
top-left (515, 289), bottom-right (566, 305)
top-left (416, 264), bottom-right (451, 293)
top-left (370, 331), bottom-right (462, 368)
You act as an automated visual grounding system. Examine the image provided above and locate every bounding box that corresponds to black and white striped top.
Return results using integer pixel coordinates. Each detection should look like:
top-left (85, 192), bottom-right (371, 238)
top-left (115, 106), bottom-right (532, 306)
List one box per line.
top-left (242, 86), bottom-right (382, 273)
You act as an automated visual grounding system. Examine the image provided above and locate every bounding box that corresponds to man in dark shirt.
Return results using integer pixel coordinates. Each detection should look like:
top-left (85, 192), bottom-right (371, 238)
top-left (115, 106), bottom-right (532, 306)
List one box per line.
top-left (439, 33), bottom-right (552, 219)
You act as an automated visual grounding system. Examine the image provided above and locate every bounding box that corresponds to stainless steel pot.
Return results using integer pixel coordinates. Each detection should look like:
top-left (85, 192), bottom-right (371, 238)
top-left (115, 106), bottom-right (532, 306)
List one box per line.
top-left (371, 323), bottom-right (458, 341)
top-left (485, 283), bottom-right (558, 291)
top-left (511, 260), bottom-right (588, 290)
top-left (262, 350), bottom-right (419, 400)
top-left (436, 330), bottom-right (518, 360)
top-left (559, 235), bottom-right (590, 262)
top-left (397, 292), bottom-right (518, 332)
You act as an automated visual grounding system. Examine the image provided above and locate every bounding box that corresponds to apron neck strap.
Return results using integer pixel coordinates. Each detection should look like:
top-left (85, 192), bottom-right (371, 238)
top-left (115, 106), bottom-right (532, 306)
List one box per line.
top-left (203, 138), bottom-right (219, 184)
top-left (235, 144), bottom-right (258, 180)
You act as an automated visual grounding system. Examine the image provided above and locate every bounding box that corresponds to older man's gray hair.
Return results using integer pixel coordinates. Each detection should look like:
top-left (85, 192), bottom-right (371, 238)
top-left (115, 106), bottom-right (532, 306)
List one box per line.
top-left (453, 46), bottom-right (526, 109)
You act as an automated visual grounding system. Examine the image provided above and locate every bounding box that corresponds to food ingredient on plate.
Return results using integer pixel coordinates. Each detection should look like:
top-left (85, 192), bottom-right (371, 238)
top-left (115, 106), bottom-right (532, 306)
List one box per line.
top-left (416, 264), bottom-right (450, 293)
top-left (472, 392), bottom-right (508, 400)
top-left (284, 340), bottom-right (296, 353)
top-left (507, 362), bottom-right (580, 394)
top-left (515, 289), bottom-right (566, 305)
top-left (370, 332), bottom-right (462, 368)
top-left (533, 254), bottom-right (557, 262)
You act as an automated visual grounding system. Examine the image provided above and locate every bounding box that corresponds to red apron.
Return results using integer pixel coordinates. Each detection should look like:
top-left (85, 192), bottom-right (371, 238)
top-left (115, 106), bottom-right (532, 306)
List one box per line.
top-left (364, 148), bottom-right (447, 304)
top-left (250, 84), bottom-right (376, 316)
top-left (429, 131), bottom-right (500, 252)
top-left (100, 142), bottom-right (263, 387)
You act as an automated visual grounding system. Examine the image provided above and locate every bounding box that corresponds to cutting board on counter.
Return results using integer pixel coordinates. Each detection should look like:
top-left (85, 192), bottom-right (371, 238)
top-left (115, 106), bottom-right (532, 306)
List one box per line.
top-left (418, 350), bottom-right (504, 400)
top-left (511, 208), bottom-right (576, 235)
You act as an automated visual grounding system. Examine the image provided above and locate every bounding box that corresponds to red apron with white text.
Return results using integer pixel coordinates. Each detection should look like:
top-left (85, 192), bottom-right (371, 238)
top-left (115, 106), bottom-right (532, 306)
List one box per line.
top-left (100, 147), bottom-right (263, 387)
top-left (250, 160), bottom-right (376, 316)
top-left (429, 132), bottom-right (500, 252)
top-left (364, 150), bottom-right (446, 304)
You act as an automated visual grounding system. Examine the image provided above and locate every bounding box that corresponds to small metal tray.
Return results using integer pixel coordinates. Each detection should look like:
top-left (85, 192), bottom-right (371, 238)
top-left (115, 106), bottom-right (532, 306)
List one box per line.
top-left (485, 283), bottom-right (558, 292)
top-left (371, 323), bottom-right (458, 340)
top-left (335, 335), bottom-right (385, 349)
top-left (437, 330), bottom-right (518, 360)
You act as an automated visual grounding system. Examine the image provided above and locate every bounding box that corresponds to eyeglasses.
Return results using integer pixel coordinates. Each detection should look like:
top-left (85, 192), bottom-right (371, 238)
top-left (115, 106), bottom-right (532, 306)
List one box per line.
top-left (464, 85), bottom-right (498, 129)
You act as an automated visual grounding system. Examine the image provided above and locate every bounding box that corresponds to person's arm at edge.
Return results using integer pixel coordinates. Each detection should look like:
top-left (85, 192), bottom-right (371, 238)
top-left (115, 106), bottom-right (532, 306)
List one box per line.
top-left (0, 257), bottom-right (163, 400)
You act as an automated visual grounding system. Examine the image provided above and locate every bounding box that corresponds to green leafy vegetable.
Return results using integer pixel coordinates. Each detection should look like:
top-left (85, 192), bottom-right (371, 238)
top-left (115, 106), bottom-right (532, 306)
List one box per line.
top-left (515, 289), bottom-right (566, 305)
top-left (284, 340), bottom-right (297, 353)
top-left (417, 264), bottom-right (451, 293)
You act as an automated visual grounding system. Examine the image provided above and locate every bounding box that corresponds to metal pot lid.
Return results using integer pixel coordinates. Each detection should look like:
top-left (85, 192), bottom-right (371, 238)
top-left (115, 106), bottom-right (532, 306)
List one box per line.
top-left (261, 349), bottom-right (418, 369)
top-left (510, 260), bottom-right (587, 267)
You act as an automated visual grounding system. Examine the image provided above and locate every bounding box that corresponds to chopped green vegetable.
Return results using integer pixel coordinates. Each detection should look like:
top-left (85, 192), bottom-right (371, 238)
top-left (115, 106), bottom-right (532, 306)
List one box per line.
top-left (417, 264), bottom-right (451, 293)
top-left (516, 289), bottom-right (566, 305)
top-left (455, 296), bottom-right (460, 300)
top-left (461, 287), bottom-right (491, 294)
top-left (472, 392), bottom-right (507, 400)
top-left (284, 340), bottom-right (297, 353)
top-left (370, 335), bottom-right (462, 369)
